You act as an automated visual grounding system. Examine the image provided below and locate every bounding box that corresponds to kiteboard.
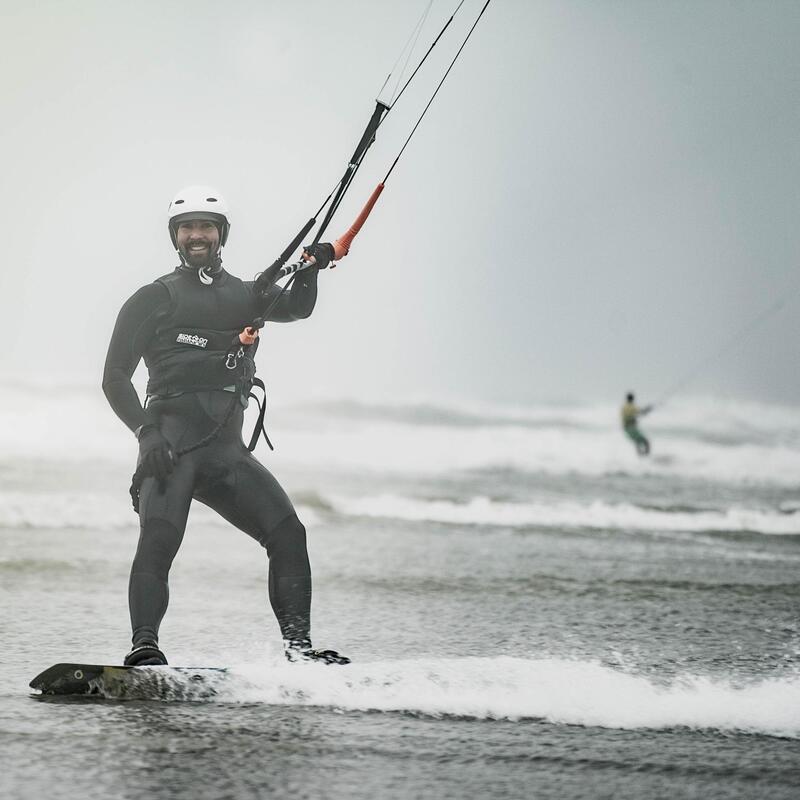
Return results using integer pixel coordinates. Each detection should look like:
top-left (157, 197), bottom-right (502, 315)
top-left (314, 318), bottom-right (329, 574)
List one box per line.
top-left (30, 663), bottom-right (229, 700)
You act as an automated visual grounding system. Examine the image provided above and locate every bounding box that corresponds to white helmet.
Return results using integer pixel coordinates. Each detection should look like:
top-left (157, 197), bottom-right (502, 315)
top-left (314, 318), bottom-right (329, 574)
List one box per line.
top-left (167, 185), bottom-right (230, 249)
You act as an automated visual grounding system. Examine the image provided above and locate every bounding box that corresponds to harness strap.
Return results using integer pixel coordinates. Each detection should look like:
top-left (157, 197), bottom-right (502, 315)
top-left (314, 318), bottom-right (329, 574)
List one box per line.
top-left (247, 377), bottom-right (274, 452)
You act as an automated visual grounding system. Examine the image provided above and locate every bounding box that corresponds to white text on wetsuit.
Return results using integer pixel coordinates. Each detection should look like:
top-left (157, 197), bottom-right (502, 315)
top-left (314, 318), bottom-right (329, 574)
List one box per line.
top-left (176, 333), bottom-right (208, 348)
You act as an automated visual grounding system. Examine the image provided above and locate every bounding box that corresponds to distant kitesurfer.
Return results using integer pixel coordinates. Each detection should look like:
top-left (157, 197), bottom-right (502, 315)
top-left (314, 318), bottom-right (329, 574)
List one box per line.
top-left (102, 185), bottom-right (348, 667)
top-left (621, 392), bottom-right (653, 456)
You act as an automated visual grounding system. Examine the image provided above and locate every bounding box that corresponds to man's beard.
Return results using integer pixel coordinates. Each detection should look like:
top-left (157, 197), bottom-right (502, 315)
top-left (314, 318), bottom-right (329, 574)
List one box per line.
top-left (179, 243), bottom-right (220, 270)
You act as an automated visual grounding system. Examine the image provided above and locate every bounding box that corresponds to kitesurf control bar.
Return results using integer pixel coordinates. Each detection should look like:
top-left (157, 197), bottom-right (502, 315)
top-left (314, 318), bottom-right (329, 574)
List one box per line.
top-left (256, 0), bottom-right (492, 311)
top-left (276, 182), bottom-right (387, 278)
top-left (275, 0), bottom-right (493, 282)
top-left (331, 182), bottom-right (385, 258)
top-left (256, 0), bottom-right (477, 292)
top-left (255, 95), bottom-right (388, 288)
top-left (310, 102), bottom-right (389, 249)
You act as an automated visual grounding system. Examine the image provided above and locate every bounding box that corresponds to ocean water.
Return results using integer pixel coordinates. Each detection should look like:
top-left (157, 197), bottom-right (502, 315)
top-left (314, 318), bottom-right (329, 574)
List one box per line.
top-left (1, 384), bottom-right (799, 799)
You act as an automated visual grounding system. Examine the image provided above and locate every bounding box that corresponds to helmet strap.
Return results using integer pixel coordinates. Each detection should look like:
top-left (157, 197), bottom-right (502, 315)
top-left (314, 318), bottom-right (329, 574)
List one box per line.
top-left (176, 247), bottom-right (224, 283)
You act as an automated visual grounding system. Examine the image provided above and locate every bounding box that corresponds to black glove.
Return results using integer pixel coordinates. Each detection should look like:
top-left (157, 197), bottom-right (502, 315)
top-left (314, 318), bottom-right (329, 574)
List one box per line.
top-left (137, 425), bottom-right (175, 483)
top-left (302, 242), bottom-right (335, 270)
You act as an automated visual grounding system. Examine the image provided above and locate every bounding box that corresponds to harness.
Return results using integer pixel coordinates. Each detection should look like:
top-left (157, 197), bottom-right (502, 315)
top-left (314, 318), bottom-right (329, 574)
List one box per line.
top-left (129, 269), bottom-right (276, 513)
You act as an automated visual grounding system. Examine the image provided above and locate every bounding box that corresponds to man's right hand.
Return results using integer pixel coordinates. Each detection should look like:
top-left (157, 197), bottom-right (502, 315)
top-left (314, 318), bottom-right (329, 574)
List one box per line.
top-left (137, 425), bottom-right (175, 482)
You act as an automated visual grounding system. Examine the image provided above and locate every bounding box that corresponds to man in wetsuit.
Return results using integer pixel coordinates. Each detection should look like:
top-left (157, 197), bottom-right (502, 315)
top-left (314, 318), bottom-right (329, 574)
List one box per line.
top-left (102, 185), bottom-right (348, 667)
top-left (621, 392), bottom-right (653, 456)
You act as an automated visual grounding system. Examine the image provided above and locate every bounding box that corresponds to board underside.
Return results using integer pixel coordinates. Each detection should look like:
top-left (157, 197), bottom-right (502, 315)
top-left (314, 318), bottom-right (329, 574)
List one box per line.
top-left (30, 663), bottom-right (228, 700)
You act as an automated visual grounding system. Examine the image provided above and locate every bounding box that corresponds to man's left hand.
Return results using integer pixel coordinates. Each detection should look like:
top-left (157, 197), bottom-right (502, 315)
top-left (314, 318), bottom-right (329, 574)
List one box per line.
top-left (302, 242), bottom-right (335, 270)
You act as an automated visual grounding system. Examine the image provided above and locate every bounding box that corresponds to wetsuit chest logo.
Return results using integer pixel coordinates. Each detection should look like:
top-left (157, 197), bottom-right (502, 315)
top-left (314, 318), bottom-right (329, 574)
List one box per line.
top-left (176, 333), bottom-right (208, 348)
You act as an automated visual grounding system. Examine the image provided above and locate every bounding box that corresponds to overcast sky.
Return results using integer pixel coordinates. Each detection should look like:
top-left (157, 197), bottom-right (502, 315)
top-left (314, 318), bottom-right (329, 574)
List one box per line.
top-left (2, 0), bottom-right (798, 406)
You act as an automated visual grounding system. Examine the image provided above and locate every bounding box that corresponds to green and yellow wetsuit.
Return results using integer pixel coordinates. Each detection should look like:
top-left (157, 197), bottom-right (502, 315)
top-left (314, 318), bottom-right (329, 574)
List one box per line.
top-left (621, 401), bottom-right (651, 455)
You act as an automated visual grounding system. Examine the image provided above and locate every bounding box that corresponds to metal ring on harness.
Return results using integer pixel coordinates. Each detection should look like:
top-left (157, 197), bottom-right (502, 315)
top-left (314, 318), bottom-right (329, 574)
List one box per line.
top-left (225, 346), bottom-right (244, 370)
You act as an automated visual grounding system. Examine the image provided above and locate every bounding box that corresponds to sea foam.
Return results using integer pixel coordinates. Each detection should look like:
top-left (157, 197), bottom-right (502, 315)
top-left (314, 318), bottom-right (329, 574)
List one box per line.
top-left (185, 656), bottom-right (800, 739)
top-left (1, 385), bottom-right (799, 487)
top-left (0, 491), bottom-right (319, 530)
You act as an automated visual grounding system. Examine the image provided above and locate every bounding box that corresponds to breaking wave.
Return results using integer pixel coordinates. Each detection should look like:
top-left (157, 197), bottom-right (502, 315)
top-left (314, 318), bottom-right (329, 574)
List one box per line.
top-left (0, 485), bottom-right (795, 536)
top-left (327, 494), bottom-right (800, 535)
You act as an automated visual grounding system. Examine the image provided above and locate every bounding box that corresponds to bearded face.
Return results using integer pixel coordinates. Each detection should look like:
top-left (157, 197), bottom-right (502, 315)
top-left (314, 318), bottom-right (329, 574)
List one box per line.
top-left (175, 219), bottom-right (221, 268)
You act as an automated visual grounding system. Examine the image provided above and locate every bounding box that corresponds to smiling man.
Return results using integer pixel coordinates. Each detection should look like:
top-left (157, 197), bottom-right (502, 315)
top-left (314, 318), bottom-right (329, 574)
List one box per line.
top-left (102, 185), bottom-right (347, 667)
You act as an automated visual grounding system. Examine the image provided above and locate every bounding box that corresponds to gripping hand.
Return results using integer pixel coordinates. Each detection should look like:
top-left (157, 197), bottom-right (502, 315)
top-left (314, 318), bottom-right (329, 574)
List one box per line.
top-left (302, 242), bottom-right (335, 270)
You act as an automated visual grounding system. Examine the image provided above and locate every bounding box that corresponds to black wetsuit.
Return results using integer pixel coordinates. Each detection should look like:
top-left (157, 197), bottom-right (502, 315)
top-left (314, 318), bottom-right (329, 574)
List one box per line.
top-left (102, 264), bottom-right (319, 651)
